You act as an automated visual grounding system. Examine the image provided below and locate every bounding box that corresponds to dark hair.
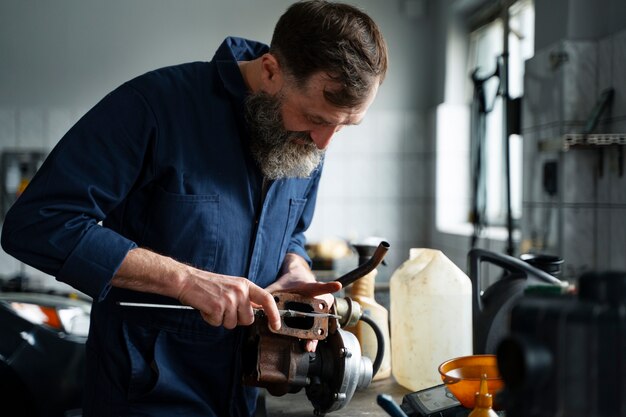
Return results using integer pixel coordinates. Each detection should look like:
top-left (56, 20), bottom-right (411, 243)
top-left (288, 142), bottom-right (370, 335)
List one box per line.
top-left (270, 0), bottom-right (388, 108)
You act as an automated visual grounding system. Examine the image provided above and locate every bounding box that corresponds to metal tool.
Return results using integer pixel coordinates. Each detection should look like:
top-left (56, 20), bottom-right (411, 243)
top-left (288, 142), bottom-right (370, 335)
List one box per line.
top-left (117, 301), bottom-right (340, 319)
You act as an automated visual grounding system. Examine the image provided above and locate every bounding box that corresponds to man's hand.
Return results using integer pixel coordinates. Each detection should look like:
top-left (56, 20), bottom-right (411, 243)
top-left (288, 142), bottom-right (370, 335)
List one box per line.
top-left (112, 248), bottom-right (282, 331)
top-left (176, 270), bottom-right (282, 331)
top-left (265, 253), bottom-right (342, 352)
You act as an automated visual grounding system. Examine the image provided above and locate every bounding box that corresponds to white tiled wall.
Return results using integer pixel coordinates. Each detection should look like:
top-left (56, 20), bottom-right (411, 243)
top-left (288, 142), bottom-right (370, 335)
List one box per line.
top-left (306, 109), bottom-right (429, 282)
top-left (520, 29), bottom-right (626, 281)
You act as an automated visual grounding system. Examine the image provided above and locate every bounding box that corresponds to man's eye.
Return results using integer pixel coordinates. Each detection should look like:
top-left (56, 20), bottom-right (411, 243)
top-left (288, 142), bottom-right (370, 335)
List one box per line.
top-left (308, 117), bottom-right (326, 125)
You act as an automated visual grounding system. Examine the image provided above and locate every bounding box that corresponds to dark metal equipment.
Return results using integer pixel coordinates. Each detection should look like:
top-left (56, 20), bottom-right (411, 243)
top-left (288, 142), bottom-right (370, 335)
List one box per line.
top-left (496, 271), bottom-right (626, 417)
top-left (468, 249), bottom-right (563, 354)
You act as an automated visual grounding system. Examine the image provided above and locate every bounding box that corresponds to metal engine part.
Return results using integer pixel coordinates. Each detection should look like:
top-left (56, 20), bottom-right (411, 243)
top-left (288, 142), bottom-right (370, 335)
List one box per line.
top-left (242, 292), bottom-right (373, 415)
top-left (242, 241), bottom-right (390, 414)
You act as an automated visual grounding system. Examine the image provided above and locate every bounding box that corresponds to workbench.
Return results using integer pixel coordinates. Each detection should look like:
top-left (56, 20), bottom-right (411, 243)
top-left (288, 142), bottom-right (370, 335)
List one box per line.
top-left (262, 377), bottom-right (411, 416)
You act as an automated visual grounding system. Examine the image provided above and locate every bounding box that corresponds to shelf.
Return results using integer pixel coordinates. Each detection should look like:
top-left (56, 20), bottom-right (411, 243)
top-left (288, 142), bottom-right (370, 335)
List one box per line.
top-left (539, 133), bottom-right (626, 152)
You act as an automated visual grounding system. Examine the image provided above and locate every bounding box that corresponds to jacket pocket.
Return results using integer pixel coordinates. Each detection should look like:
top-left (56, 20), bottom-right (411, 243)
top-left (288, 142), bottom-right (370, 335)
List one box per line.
top-left (123, 318), bottom-right (238, 405)
top-left (123, 321), bottom-right (160, 400)
top-left (142, 186), bottom-right (219, 270)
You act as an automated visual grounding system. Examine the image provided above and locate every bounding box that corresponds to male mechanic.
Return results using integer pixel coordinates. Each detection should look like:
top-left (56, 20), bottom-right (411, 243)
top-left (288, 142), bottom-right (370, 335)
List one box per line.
top-left (1, 0), bottom-right (387, 416)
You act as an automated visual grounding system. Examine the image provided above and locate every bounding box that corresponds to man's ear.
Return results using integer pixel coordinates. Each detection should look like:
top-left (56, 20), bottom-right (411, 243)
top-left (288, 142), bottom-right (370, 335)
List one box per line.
top-left (259, 53), bottom-right (284, 94)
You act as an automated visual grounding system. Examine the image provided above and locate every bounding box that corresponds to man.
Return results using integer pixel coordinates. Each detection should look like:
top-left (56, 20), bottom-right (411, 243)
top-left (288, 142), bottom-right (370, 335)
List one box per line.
top-left (1, 1), bottom-right (387, 416)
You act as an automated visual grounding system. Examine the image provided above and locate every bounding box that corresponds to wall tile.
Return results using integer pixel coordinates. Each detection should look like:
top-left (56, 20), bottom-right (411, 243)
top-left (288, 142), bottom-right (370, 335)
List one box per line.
top-left (522, 45), bottom-right (562, 129)
top-left (399, 200), bottom-right (426, 243)
top-left (404, 111), bottom-right (425, 154)
top-left (343, 155), bottom-right (375, 199)
top-left (401, 154), bottom-right (425, 199)
top-left (17, 108), bottom-right (46, 149)
top-left (0, 108), bottom-right (17, 149)
top-left (372, 200), bottom-right (402, 244)
top-left (422, 152), bottom-right (436, 199)
top-left (595, 144), bottom-right (612, 205)
top-left (342, 200), bottom-right (378, 242)
top-left (595, 207), bottom-right (611, 270)
top-left (317, 150), bottom-right (346, 200)
top-left (608, 208), bottom-right (626, 271)
top-left (349, 113), bottom-right (377, 153)
top-left (374, 110), bottom-right (404, 155)
top-left (597, 35), bottom-right (614, 119)
top-left (333, 117), bottom-right (371, 155)
top-left (561, 206), bottom-right (596, 280)
top-left (561, 148), bottom-right (599, 204)
top-left (608, 147), bottom-right (626, 205)
top-left (612, 30), bottom-right (626, 119)
top-left (376, 156), bottom-right (403, 198)
top-left (306, 200), bottom-right (347, 242)
top-left (561, 40), bottom-right (598, 123)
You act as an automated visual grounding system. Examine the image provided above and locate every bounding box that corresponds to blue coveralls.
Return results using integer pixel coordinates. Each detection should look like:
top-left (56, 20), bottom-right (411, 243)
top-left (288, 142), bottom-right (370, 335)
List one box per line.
top-left (1, 37), bottom-right (322, 416)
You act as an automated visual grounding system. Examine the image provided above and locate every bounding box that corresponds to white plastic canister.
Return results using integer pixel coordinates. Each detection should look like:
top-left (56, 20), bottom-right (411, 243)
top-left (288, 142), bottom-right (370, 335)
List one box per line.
top-left (390, 248), bottom-right (473, 391)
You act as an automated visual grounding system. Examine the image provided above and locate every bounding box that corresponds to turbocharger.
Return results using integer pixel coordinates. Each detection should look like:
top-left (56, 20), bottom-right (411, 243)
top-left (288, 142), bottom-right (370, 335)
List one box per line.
top-left (241, 242), bottom-right (390, 415)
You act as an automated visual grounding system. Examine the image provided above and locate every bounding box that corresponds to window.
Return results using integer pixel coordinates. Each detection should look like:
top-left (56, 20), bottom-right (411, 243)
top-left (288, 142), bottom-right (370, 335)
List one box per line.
top-left (436, 0), bottom-right (534, 241)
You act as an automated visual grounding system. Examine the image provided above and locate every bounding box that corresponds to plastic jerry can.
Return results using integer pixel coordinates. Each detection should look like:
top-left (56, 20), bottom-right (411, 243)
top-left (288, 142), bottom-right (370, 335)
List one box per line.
top-left (390, 248), bottom-right (473, 391)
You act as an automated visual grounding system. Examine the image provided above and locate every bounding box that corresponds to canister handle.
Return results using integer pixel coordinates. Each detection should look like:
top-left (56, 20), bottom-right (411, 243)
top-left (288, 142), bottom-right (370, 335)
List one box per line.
top-left (468, 248), bottom-right (563, 314)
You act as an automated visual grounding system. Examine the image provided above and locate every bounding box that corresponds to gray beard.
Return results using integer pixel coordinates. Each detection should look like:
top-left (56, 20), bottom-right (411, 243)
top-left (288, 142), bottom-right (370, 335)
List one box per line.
top-left (244, 91), bottom-right (324, 180)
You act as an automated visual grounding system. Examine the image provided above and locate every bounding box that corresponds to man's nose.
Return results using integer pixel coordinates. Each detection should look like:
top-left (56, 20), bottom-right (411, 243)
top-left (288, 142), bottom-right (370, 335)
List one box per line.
top-left (310, 126), bottom-right (340, 150)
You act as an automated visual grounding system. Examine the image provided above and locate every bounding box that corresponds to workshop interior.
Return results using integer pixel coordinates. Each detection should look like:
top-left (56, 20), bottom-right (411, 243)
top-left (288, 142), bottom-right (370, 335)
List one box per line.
top-left (1, 0), bottom-right (626, 416)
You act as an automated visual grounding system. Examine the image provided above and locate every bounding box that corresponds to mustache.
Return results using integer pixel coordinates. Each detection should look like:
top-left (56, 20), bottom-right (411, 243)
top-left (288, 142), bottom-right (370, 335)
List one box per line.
top-left (287, 131), bottom-right (316, 146)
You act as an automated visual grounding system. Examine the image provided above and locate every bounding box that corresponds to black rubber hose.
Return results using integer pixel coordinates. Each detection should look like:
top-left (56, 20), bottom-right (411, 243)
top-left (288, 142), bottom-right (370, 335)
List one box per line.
top-left (334, 241), bottom-right (390, 288)
top-left (359, 313), bottom-right (385, 376)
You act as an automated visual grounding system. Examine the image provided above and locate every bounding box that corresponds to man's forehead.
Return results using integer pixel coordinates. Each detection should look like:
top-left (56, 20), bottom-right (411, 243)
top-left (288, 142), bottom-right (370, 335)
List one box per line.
top-left (298, 74), bottom-right (378, 125)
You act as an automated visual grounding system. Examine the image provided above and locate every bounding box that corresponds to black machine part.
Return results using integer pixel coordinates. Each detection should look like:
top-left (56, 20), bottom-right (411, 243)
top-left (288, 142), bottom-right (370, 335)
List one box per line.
top-left (496, 271), bottom-right (626, 417)
top-left (468, 248), bottom-right (563, 354)
top-left (399, 384), bottom-right (465, 417)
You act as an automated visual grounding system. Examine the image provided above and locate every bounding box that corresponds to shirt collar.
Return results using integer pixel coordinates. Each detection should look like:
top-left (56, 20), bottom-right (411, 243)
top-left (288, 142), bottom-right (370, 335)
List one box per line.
top-left (214, 36), bottom-right (269, 100)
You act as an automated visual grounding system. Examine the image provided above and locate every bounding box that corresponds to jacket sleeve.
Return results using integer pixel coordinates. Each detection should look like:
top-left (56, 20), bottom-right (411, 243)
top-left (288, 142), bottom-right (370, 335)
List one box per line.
top-left (1, 84), bottom-right (156, 301)
top-left (285, 163), bottom-right (323, 266)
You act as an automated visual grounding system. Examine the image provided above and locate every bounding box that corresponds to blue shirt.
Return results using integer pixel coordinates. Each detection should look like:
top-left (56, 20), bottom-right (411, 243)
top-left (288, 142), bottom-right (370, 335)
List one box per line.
top-left (1, 37), bottom-right (322, 302)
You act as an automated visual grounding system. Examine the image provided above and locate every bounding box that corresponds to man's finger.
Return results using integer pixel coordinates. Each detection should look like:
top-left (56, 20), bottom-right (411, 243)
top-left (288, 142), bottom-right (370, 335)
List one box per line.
top-left (249, 283), bottom-right (281, 331)
top-left (200, 311), bottom-right (223, 327)
top-left (305, 339), bottom-right (318, 352)
top-left (222, 306), bottom-right (238, 329)
top-left (237, 303), bottom-right (255, 326)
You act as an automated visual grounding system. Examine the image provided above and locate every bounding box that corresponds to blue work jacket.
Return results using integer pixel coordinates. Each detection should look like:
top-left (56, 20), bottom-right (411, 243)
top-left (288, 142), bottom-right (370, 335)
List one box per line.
top-left (1, 37), bottom-right (323, 416)
top-left (2, 36), bottom-right (321, 300)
